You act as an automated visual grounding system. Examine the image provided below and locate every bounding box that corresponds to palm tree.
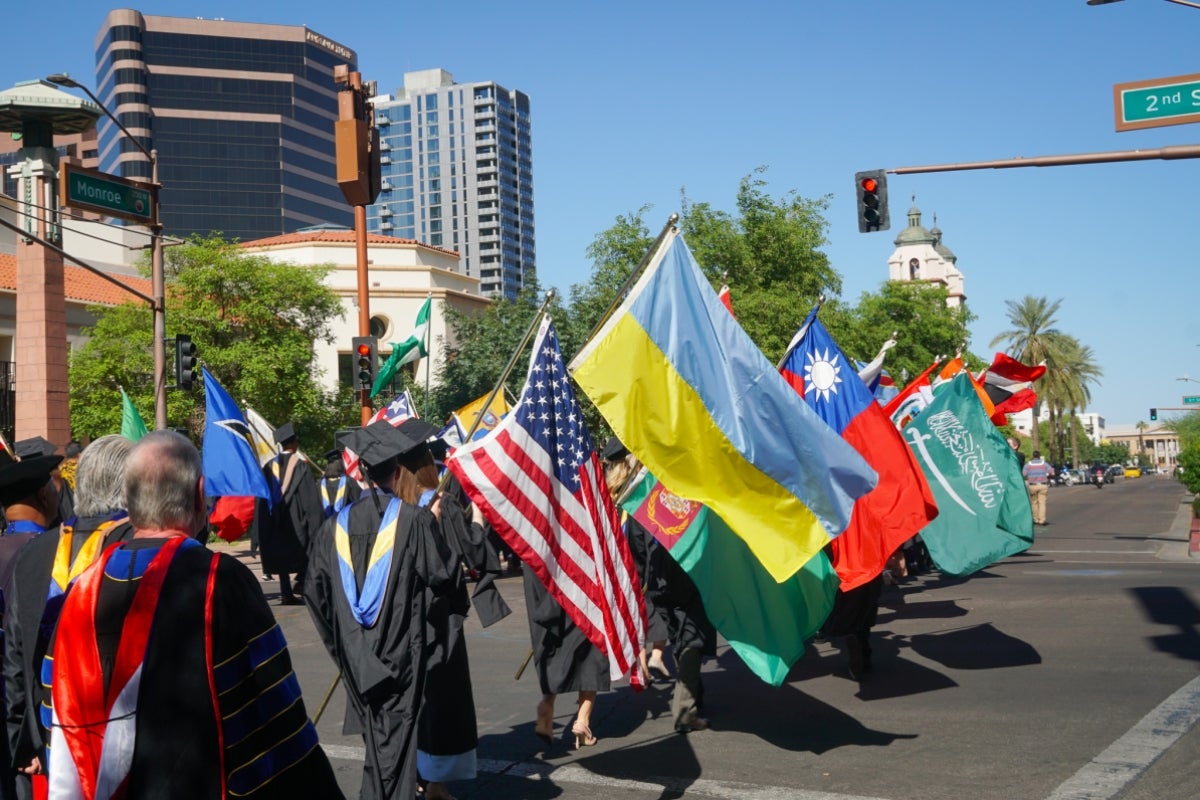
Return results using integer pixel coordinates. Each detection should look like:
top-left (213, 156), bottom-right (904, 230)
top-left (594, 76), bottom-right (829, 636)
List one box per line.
top-left (989, 296), bottom-right (1069, 453)
top-left (1042, 337), bottom-right (1102, 468)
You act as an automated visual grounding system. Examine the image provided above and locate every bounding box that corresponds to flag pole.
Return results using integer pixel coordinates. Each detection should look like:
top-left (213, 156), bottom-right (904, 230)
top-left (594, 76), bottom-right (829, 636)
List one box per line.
top-left (423, 292), bottom-right (432, 419)
top-left (775, 293), bottom-right (826, 371)
top-left (435, 289), bottom-right (556, 492)
top-left (579, 213), bottom-right (679, 349)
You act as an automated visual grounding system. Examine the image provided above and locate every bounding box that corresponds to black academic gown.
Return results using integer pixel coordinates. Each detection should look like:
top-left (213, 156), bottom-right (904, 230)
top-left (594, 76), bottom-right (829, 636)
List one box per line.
top-left (260, 452), bottom-right (323, 575)
top-left (416, 489), bottom-right (511, 782)
top-left (625, 517), bottom-right (715, 657)
top-left (0, 530), bottom-right (40, 800)
top-left (523, 564), bottom-right (611, 696)
top-left (43, 539), bottom-right (343, 799)
top-left (305, 490), bottom-right (455, 800)
top-left (3, 515), bottom-right (133, 787)
top-left (320, 473), bottom-right (361, 519)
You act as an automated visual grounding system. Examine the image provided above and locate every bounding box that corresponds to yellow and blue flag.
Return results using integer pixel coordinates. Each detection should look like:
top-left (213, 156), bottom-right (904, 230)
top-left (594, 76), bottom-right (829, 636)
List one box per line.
top-left (569, 228), bottom-right (877, 582)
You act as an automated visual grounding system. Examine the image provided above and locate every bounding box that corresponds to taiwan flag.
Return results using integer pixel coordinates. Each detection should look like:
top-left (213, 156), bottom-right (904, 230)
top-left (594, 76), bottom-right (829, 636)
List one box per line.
top-left (781, 306), bottom-right (939, 589)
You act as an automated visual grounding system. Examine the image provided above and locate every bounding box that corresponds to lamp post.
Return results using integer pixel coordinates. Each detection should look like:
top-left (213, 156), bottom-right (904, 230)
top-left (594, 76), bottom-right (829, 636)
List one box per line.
top-left (45, 73), bottom-right (166, 430)
top-left (1087, 0), bottom-right (1200, 9)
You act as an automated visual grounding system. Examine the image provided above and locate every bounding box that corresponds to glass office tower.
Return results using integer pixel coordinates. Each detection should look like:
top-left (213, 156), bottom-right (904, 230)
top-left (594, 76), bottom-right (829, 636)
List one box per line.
top-left (368, 69), bottom-right (534, 299)
top-left (94, 10), bottom-right (354, 242)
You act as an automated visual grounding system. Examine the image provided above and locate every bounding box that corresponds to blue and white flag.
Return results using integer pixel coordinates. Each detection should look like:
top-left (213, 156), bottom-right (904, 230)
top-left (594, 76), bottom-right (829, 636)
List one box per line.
top-left (202, 368), bottom-right (273, 507)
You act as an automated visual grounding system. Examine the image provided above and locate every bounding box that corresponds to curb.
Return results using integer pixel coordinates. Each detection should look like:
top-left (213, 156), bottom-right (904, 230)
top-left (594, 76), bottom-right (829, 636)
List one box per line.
top-left (1191, 517), bottom-right (1200, 557)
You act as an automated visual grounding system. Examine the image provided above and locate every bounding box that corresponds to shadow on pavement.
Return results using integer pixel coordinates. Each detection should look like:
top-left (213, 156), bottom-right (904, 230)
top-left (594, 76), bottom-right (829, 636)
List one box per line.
top-left (1129, 586), bottom-right (1200, 662)
top-left (904, 622), bottom-right (1042, 670)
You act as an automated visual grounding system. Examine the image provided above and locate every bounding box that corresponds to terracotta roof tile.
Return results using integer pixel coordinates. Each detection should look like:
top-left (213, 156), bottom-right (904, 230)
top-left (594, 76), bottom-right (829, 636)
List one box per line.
top-left (0, 253), bottom-right (152, 306)
top-left (240, 229), bottom-right (460, 257)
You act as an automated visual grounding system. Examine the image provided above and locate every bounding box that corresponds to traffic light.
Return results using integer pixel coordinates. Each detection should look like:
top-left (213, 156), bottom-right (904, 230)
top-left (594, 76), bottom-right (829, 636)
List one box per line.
top-left (1150, 408), bottom-right (1158, 421)
top-left (174, 334), bottom-right (197, 391)
top-left (854, 169), bottom-right (890, 233)
top-left (352, 336), bottom-right (378, 391)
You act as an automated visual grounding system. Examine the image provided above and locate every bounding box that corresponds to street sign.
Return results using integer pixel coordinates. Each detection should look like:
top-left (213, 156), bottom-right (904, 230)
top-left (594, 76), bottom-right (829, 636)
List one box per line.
top-left (1114, 72), bottom-right (1200, 132)
top-left (59, 162), bottom-right (156, 224)
top-left (1183, 395), bottom-right (1200, 405)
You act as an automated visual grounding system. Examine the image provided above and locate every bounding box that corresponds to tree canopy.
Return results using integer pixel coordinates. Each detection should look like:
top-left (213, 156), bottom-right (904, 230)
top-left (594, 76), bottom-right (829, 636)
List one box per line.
top-left (69, 235), bottom-right (354, 445)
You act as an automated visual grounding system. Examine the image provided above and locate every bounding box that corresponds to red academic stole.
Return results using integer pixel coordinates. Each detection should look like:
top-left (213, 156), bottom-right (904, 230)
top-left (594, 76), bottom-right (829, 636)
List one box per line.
top-left (49, 536), bottom-right (189, 800)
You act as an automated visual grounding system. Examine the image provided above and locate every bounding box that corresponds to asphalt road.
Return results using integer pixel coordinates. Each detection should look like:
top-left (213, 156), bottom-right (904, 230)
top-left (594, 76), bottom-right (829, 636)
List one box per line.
top-left (232, 474), bottom-right (1200, 800)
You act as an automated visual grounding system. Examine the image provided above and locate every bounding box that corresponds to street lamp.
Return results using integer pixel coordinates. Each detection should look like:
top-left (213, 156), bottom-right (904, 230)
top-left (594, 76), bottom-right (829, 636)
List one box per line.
top-left (1088, 0), bottom-right (1200, 9)
top-left (45, 73), bottom-right (167, 430)
top-left (1178, 376), bottom-right (1200, 384)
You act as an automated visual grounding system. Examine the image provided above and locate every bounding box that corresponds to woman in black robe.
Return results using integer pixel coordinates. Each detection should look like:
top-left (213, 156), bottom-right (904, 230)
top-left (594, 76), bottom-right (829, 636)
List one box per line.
top-left (525, 567), bottom-right (611, 749)
top-left (304, 421), bottom-right (457, 800)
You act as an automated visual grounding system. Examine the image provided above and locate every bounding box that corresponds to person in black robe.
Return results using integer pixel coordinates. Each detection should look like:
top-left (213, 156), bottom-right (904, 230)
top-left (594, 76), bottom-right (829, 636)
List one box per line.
top-left (603, 440), bottom-right (714, 734)
top-left (4, 435), bottom-right (135, 800)
top-left (13, 438), bottom-right (72, 529)
top-left (261, 421), bottom-right (323, 604)
top-left (525, 565), bottom-right (611, 750)
top-left (0, 443), bottom-right (64, 800)
top-left (305, 421), bottom-right (457, 800)
top-left (320, 446), bottom-right (361, 519)
top-left (412, 432), bottom-right (511, 800)
top-left (41, 430), bottom-right (342, 798)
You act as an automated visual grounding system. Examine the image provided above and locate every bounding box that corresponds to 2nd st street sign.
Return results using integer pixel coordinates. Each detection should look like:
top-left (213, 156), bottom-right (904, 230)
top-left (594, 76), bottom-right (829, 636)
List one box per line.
top-left (59, 163), bottom-right (157, 224)
top-left (1114, 72), bottom-right (1200, 132)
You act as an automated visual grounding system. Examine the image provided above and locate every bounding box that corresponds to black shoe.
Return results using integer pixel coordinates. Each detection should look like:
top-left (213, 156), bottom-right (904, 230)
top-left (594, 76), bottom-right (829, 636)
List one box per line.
top-left (280, 596), bottom-right (304, 606)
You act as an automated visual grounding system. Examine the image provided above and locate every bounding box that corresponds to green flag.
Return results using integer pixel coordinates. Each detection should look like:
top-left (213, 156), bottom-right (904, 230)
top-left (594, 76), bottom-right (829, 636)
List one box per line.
top-left (621, 471), bottom-right (838, 686)
top-left (902, 373), bottom-right (1034, 576)
top-left (370, 296), bottom-right (431, 398)
top-left (120, 388), bottom-right (149, 442)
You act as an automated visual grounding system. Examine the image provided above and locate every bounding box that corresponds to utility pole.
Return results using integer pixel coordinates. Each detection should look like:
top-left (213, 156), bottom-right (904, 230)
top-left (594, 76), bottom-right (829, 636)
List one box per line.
top-left (333, 66), bottom-right (380, 425)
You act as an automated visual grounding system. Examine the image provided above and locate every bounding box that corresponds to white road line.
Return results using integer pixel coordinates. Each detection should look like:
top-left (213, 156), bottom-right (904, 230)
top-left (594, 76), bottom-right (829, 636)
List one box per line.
top-left (1044, 674), bottom-right (1200, 800)
top-left (323, 675), bottom-right (1200, 800)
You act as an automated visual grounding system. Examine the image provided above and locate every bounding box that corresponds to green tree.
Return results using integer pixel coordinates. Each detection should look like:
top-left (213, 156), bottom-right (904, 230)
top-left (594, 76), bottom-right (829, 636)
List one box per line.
top-left (989, 296), bottom-right (1070, 454)
top-left (1039, 336), bottom-right (1101, 467)
top-left (1165, 410), bottom-right (1200, 450)
top-left (70, 235), bottom-right (352, 446)
top-left (1177, 442), bottom-right (1200, 494)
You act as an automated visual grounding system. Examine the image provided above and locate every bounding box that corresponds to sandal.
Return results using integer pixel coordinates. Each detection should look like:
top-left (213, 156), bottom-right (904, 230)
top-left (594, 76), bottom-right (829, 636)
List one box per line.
top-left (571, 721), bottom-right (597, 748)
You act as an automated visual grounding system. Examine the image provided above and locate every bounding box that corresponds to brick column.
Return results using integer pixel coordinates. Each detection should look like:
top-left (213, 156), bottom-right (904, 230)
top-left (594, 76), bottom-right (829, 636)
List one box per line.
top-left (11, 158), bottom-right (70, 448)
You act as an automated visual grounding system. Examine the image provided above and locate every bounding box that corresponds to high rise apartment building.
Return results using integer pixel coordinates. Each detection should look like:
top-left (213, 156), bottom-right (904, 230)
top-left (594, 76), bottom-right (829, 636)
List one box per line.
top-left (94, 10), bottom-right (354, 242)
top-left (368, 69), bottom-right (534, 299)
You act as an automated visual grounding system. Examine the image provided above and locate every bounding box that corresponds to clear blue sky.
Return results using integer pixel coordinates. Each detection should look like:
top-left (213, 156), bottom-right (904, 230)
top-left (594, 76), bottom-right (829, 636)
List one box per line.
top-left (6, 1), bottom-right (1199, 427)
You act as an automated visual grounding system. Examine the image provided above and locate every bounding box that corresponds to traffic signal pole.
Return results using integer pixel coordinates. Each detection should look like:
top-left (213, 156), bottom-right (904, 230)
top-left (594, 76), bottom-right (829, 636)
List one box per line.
top-left (889, 143), bottom-right (1200, 174)
top-left (334, 65), bottom-right (380, 425)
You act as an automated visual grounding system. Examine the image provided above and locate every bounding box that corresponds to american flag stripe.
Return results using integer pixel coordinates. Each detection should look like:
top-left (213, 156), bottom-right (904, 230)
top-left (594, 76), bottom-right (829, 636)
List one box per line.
top-left (447, 317), bottom-right (645, 686)
top-left (451, 446), bottom-right (608, 645)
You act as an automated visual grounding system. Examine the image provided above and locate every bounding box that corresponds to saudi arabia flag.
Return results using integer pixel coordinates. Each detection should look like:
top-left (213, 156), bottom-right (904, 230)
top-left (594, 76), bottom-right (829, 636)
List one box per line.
top-left (903, 373), bottom-right (1034, 576)
top-left (371, 296), bottom-right (431, 398)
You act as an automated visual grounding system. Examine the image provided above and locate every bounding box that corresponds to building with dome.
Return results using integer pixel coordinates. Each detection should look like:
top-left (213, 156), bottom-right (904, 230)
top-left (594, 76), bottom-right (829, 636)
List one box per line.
top-left (886, 198), bottom-right (965, 307)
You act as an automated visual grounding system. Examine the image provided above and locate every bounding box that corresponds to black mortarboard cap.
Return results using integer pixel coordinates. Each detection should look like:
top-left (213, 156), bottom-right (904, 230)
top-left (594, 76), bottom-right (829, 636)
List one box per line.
top-left (15, 436), bottom-right (57, 459)
top-left (323, 448), bottom-right (342, 464)
top-left (272, 422), bottom-right (297, 444)
top-left (601, 436), bottom-right (629, 462)
top-left (0, 449), bottom-right (62, 506)
top-left (395, 417), bottom-right (439, 447)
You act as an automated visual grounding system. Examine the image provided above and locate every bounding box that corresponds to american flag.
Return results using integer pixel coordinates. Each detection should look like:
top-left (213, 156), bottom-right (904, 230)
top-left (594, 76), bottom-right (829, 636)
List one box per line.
top-left (344, 391), bottom-right (418, 481)
top-left (447, 316), bottom-right (646, 687)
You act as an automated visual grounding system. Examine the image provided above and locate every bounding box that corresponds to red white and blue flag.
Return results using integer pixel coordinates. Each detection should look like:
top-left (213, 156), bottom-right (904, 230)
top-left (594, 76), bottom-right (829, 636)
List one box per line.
top-left (446, 316), bottom-right (646, 688)
top-left (344, 391), bottom-right (418, 481)
top-left (781, 306), bottom-right (938, 590)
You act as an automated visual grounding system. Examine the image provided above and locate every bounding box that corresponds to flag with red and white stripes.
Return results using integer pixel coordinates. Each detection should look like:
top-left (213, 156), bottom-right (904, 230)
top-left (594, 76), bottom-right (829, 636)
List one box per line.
top-left (344, 391), bottom-right (417, 481)
top-left (446, 316), bottom-right (646, 688)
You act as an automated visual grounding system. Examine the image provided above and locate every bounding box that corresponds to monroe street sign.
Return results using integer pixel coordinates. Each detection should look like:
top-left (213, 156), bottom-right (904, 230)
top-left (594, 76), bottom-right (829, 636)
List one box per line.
top-left (1114, 72), bottom-right (1200, 132)
top-left (59, 162), bottom-right (156, 224)
top-left (1183, 395), bottom-right (1200, 405)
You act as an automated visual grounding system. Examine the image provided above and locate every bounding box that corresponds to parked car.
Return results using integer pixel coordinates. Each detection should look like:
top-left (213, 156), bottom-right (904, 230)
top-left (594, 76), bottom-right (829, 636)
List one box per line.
top-left (1105, 464), bottom-right (1123, 482)
top-left (1124, 465), bottom-right (1142, 479)
top-left (1142, 465), bottom-right (1159, 476)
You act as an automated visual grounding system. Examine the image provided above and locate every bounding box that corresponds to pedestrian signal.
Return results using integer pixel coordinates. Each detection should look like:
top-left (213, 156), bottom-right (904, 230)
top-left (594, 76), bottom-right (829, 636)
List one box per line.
top-left (174, 334), bottom-right (197, 391)
top-left (855, 169), bottom-right (890, 233)
top-left (353, 336), bottom-right (378, 391)
top-left (1150, 408), bottom-right (1158, 421)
